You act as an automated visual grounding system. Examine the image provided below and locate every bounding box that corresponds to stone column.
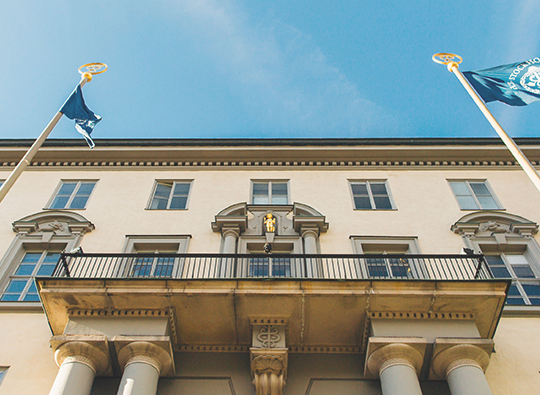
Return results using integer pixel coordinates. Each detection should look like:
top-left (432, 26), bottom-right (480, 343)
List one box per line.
top-left (49, 340), bottom-right (109, 395)
top-left (116, 342), bottom-right (173, 395)
top-left (220, 227), bottom-right (240, 277)
top-left (301, 228), bottom-right (319, 277)
top-left (432, 343), bottom-right (493, 395)
top-left (366, 341), bottom-right (426, 395)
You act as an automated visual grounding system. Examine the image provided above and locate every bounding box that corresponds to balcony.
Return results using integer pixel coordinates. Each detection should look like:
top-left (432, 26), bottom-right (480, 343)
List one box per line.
top-left (37, 253), bottom-right (507, 353)
top-left (52, 253), bottom-right (493, 280)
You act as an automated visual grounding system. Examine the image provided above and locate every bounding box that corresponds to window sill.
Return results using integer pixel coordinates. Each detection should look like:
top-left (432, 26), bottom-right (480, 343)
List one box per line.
top-left (502, 305), bottom-right (540, 317)
top-left (145, 208), bottom-right (188, 211)
top-left (0, 301), bottom-right (44, 312)
top-left (42, 208), bottom-right (86, 211)
top-left (458, 208), bottom-right (506, 211)
top-left (353, 208), bottom-right (398, 211)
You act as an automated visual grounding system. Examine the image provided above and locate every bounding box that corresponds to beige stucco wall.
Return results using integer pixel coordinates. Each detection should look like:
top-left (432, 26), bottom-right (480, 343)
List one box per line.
top-left (0, 166), bottom-right (539, 256)
top-left (487, 316), bottom-right (540, 394)
top-left (0, 312), bottom-right (57, 395)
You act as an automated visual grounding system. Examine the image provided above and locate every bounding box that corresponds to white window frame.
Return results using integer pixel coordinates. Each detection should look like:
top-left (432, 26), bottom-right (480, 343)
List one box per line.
top-left (1, 250), bottom-right (62, 302)
top-left (122, 235), bottom-right (191, 278)
top-left (351, 236), bottom-right (421, 279)
top-left (147, 180), bottom-right (193, 210)
top-left (448, 180), bottom-right (502, 210)
top-left (46, 180), bottom-right (98, 210)
top-left (348, 180), bottom-right (396, 210)
top-left (250, 180), bottom-right (290, 205)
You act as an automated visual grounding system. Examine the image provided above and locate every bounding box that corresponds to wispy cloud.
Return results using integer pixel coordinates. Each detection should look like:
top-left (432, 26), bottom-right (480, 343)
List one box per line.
top-left (170, 0), bottom-right (397, 136)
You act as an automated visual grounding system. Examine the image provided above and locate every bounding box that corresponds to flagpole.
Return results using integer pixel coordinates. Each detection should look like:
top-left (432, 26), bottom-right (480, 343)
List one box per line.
top-left (433, 53), bottom-right (540, 194)
top-left (0, 63), bottom-right (107, 205)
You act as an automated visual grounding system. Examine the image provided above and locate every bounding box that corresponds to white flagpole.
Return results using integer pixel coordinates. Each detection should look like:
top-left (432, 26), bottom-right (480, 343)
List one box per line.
top-left (0, 63), bottom-right (107, 205)
top-left (433, 53), bottom-right (540, 194)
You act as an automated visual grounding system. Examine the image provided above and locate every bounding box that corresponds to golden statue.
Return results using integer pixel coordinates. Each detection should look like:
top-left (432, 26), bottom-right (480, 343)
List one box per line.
top-left (264, 213), bottom-right (276, 233)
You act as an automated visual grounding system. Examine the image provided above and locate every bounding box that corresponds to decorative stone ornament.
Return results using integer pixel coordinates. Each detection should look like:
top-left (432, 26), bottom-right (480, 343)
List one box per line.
top-left (250, 348), bottom-right (288, 395)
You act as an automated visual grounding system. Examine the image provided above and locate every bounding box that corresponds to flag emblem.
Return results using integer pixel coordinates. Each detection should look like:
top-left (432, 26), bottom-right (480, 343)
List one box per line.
top-left (463, 57), bottom-right (540, 106)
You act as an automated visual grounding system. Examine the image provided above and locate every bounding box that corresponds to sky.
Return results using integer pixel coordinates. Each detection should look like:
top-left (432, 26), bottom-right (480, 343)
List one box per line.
top-left (0, 0), bottom-right (540, 141)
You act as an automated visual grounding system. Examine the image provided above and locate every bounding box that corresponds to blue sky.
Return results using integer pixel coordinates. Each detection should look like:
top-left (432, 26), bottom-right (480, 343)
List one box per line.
top-left (0, 0), bottom-right (539, 140)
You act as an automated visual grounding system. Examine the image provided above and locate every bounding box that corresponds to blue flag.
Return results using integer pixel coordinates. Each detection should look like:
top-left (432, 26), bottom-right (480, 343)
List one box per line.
top-left (463, 57), bottom-right (540, 106)
top-left (60, 85), bottom-right (101, 148)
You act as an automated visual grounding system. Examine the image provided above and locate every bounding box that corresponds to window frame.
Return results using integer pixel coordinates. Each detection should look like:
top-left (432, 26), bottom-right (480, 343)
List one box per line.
top-left (0, 250), bottom-right (62, 302)
top-left (46, 180), bottom-right (98, 210)
top-left (348, 180), bottom-right (396, 211)
top-left (448, 180), bottom-right (503, 211)
top-left (351, 236), bottom-right (421, 279)
top-left (250, 180), bottom-right (290, 205)
top-left (147, 180), bottom-right (193, 210)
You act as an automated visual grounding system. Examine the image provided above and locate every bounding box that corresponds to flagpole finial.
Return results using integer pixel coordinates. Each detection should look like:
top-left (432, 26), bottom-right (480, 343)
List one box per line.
top-left (78, 63), bottom-right (108, 82)
top-left (432, 53), bottom-right (463, 72)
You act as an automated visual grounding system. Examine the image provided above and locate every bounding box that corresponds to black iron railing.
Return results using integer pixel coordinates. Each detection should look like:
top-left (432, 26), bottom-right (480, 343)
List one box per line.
top-left (52, 253), bottom-right (492, 281)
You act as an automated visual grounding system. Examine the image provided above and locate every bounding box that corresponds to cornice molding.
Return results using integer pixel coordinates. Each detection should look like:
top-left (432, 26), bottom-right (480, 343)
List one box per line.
top-left (1, 160), bottom-right (534, 169)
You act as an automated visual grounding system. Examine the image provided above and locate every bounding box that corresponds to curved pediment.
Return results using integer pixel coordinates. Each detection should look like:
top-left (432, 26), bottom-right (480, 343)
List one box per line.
top-left (12, 210), bottom-right (95, 236)
top-left (452, 211), bottom-right (538, 237)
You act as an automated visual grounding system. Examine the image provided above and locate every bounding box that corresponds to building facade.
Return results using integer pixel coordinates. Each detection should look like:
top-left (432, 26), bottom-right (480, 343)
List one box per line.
top-left (0, 138), bottom-right (539, 395)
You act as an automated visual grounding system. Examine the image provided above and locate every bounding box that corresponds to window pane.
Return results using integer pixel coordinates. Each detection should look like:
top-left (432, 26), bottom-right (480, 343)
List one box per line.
top-left (489, 266), bottom-right (511, 278)
top-left (0, 294), bottom-right (20, 301)
top-left (68, 196), bottom-right (89, 209)
top-left (351, 183), bottom-right (368, 195)
top-left (373, 196), bottom-right (392, 209)
top-left (455, 195), bottom-right (478, 210)
top-left (528, 298), bottom-right (540, 306)
top-left (5, 279), bottom-right (28, 293)
top-left (370, 183), bottom-right (387, 195)
top-left (513, 266), bottom-right (535, 278)
top-left (477, 196), bottom-right (499, 210)
top-left (57, 182), bottom-right (77, 195)
top-left (37, 264), bottom-right (56, 276)
top-left (14, 264), bottom-right (36, 276)
top-left (23, 294), bottom-right (40, 302)
top-left (150, 196), bottom-right (169, 210)
top-left (154, 183), bottom-right (172, 198)
top-left (169, 196), bottom-right (188, 209)
top-left (252, 183), bottom-right (268, 195)
top-left (44, 253), bottom-right (60, 263)
top-left (450, 182), bottom-right (470, 196)
top-left (508, 284), bottom-right (521, 296)
top-left (173, 183), bottom-right (190, 195)
top-left (354, 196), bottom-right (372, 210)
top-left (470, 183), bottom-right (490, 195)
top-left (485, 256), bottom-right (505, 266)
top-left (522, 283), bottom-right (540, 296)
top-left (506, 296), bottom-right (526, 305)
top-left (76, 182), bottom-right (95, 195)
top-left (50, 196), bottom-right (69, 209)
top-left (271, 195), bottom-right (288, 205)
top-left (272, 183), bottom-right (288, 195)
top-left (252, 195), bottom-right (269, 205)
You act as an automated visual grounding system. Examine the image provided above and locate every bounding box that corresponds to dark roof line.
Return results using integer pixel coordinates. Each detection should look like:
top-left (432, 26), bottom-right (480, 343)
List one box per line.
top-left (0, 137), bottom-right (539, 148)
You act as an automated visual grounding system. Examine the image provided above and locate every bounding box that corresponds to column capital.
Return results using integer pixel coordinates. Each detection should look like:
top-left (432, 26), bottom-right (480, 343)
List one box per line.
top-left (431, 338), bottom-right (494, 379)
top-left (51, 335), bottom-right (110, 376)
top-left (300, 227), bottom-right (319, 239)
top-left (113, 336), bottom-right (175, 377)
top-left (222, 227), bottom-right (241, 239)
top-left (365, 337), bottom-right (427, 379)
top-left (250, 348), bottom-right (288, 395)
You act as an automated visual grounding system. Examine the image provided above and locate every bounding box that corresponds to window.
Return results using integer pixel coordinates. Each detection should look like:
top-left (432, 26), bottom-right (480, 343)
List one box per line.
top-left (449, 181), bottom-right (501, 210)
top-left (1, 251), bottom-right (60, 301)
top-left (0, 368), bottom-right (8, 386)
top-left (485, 254), bottom-right (540, 305)
top-left (48, 181), bottom-right (97, 209)
top-left (247, 244), bottom-right (292, 277)
top-left (148, 181), bottom-right (192, 210)
top-left (351, 236), bottom-right (421, 279)
top-left (349, 181), bottom-right (394, 210)
top-left (123, 235), bottom-right (191, 278)
top-left (252, 181), bottom-right (289, 205)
